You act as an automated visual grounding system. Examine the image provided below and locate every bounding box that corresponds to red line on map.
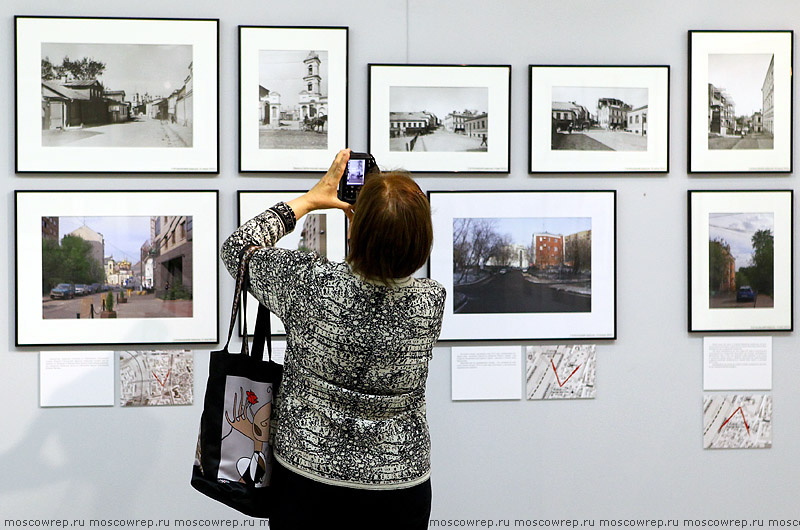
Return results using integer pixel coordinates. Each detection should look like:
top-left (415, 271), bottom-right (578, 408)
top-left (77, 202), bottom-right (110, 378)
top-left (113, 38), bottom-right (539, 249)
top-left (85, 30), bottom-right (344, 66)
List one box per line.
top-left (152, 369), bottom-right (171, 388)
top-left (550, 359), bottom-right (582, 387)
top-left (718, 406), bottom-right (751, 435)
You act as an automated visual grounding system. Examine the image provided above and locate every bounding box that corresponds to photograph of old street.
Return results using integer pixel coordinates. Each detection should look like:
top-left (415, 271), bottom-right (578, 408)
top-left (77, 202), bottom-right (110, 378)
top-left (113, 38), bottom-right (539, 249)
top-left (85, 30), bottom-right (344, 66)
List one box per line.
top-left (41, 215), bottom-right (193, 319)
top-left (453, 217), bottom-right (591, 314)
top-left (41, 43), bottom-right (193, 148)
top-left (551, 86), bottom-right (648, 151)
top-left (707, 53), bottom-right (774, 149)
top-left (389, 86), bottom-right (488, 152)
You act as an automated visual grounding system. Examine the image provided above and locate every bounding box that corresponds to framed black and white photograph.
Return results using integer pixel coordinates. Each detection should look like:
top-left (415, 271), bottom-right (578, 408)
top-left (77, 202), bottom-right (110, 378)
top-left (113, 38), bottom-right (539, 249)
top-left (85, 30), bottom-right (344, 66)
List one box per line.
top-left (369, 64), bottom-right (511, 173)
top-left (15, 16), bottom-right (219, 174)
top-left (689, 190), bottom-right (792, 332)
top-left (428, 191), bottom-right (616, 341)
top-left (529, 65), bottom-right (669, 173)
top-left (238, 191), bottom-right (347, 335)
top-left (689, 31), bottom-right (793, 173)
top-left (239, 26), bottom-right (348, 173)
top-left (16, 190), bottom-right (219, 346)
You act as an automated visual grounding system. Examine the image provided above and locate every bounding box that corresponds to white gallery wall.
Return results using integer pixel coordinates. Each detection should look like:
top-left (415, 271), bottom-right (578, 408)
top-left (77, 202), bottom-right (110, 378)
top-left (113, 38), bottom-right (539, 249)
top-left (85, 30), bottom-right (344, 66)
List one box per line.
top-left (2, 0), bottom-right (799, 524)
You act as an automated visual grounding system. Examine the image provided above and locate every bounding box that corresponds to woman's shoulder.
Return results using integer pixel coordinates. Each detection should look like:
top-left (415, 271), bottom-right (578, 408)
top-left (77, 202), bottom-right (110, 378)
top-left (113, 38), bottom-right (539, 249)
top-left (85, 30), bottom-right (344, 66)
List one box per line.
top-left (408, 277), bottom-right (447, 299)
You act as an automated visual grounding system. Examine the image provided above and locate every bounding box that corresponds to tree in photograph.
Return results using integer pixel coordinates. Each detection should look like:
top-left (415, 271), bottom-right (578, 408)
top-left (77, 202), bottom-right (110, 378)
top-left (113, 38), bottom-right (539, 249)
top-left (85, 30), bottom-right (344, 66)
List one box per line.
top-left (60, 235), bottom-right (105, 285)
top-left (708, 238), bottom-right (732, 293)
top-left (565, 236), bottom-right (591, 275)
top-left (452, 218), bottom-right (501, 283)
top-left (735, 268), bottom-right (751, 291)
top-left (42, 238), bottom-right (65, 293)
top-left (749, 228), bottom-right (774, 296)
top-left (41, 55), bottom-right (106, 81)
top-left (41, 235), bottom-right (105, 293)
top-left (487, 234), bottom-right (513, 267)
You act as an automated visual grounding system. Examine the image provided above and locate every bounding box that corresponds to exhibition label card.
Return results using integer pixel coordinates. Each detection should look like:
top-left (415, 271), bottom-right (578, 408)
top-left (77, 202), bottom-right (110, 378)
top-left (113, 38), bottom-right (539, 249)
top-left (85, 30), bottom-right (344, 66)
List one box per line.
top-left (451, 346), bottom-right (522, 401)
top-left (39, 351), bottom-right (114, 407)
top-left (703, 336), bottom-right (772, 391)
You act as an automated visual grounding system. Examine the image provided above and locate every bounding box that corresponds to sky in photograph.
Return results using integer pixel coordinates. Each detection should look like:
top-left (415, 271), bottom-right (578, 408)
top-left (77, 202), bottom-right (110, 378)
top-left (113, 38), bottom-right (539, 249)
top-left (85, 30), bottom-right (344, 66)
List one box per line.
top-left (259, 50), bottom-right (328, 108)
top-left (57, 216), bottom-right (152, 264)
top-left (457, 217), bottom-right (591, 246)
top-left (709, 212), bottom-right (773, 270)
top-left (708, 53), bottom-right (773, 116)
top-left (551, 86), bottom-right (648, 112)
top-left (390, 86), bottom-right (487, 119)
top-left (42, 43), bottom-right (193, 101)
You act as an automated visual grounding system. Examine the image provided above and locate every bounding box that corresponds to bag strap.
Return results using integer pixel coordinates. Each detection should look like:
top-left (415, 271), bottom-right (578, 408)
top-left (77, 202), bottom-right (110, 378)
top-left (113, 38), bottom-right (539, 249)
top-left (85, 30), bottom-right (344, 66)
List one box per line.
top-left (250, 303), bottom-right (272, 363)
top-left (220, 246), bottom-right (260, 354)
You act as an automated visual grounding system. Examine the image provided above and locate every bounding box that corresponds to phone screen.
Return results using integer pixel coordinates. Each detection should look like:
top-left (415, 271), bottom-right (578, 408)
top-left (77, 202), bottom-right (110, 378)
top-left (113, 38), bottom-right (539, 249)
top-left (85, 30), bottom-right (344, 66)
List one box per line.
top-left (346, 159), bottom-right (366, 185)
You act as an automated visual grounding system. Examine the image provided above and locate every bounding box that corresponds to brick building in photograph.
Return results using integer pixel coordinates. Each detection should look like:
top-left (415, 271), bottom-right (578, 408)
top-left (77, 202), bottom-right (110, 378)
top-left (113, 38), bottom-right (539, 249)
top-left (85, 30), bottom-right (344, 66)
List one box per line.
top-left (42, 217), bottom-right (59, 241)
top-left (532, 233), bottom-right (564, 268)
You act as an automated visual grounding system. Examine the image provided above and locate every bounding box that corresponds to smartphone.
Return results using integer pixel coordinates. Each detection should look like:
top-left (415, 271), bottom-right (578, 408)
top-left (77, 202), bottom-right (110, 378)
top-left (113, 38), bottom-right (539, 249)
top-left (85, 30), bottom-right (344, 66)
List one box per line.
top-left (337, 152), bottom-right (378, 204)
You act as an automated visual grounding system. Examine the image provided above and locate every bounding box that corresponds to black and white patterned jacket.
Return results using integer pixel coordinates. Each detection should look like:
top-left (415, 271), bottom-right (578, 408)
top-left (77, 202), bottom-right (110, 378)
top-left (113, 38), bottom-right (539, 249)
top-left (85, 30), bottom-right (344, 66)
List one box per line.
top-left (221, 203), bottom-right (446, 489)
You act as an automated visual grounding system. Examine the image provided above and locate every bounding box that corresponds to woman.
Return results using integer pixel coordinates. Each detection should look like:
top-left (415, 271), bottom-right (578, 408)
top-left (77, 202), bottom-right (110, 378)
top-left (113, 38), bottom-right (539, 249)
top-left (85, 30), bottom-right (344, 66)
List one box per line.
top-left (220, 149), bottom-right (446, 529)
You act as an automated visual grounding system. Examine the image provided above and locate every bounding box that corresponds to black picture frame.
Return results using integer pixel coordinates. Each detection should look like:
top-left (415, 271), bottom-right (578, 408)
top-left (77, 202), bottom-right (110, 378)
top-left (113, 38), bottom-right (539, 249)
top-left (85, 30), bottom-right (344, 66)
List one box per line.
top-left (16, 190), bottom-right (220, 347)
top-left (528, 65), bottom-right (670, 174)
top-left (368, 63), bottom-right (511, 174)
top-left (16, 15), bottom-right (219, 174)
top-left (688, 30), bottom-right (793, 174)
top-left (238, 25), bottom-right (349, 173)
top-left (427, 190), bottom-right (617, 341)
top-left (688, 189), bottom-right (793, 332)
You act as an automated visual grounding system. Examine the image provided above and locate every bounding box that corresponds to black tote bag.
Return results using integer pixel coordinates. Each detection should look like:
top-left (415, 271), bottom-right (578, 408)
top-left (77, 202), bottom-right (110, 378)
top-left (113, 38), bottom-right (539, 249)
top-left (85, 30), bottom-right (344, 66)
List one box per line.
top-left (192, 247), bottom-right (283, 518)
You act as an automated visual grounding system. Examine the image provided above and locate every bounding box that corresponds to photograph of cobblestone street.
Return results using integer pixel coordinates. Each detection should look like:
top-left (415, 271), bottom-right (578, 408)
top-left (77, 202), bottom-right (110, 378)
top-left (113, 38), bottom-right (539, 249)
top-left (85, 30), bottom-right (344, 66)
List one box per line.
top-left (708, 53), bottom-right (775, 150)
top-left (389, 86), bottom-right (488, 152)
top-left (551, 86), bottom-right (648, 151)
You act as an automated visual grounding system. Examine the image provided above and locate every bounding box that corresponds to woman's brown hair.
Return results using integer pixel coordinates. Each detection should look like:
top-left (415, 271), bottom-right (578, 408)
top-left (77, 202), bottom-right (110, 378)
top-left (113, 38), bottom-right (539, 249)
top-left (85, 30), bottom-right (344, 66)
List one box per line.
top-left (346, 171), bottom-right (433, 285)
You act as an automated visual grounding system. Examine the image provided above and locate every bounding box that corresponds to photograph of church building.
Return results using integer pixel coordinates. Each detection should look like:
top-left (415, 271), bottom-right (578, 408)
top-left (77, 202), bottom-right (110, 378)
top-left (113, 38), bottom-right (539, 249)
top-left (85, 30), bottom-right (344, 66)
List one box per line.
top-left (258, 49), bottom-right (329, 149)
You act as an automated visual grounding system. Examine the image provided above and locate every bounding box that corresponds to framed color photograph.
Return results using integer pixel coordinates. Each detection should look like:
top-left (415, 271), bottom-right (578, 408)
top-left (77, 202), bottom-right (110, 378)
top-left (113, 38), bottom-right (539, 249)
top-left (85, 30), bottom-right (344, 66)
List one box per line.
top-left (16, 190), bottom-right (219, 346)
top-left (15, 16), bottom-right (219, 174)
top-left (428, 191), bottom-right (616, 341)
top-left (529, 65), bottom-right (669, 173)
top-left (689, 30), bottom-right (793, 173)
top-left (689, 190), bottom-right (792, 332)
top-left (238, 191), bottom-right (347, 335)
top-left (369, 64), bottom-right (511, 173)
top-left (239, 26), bottom-right (348, 172)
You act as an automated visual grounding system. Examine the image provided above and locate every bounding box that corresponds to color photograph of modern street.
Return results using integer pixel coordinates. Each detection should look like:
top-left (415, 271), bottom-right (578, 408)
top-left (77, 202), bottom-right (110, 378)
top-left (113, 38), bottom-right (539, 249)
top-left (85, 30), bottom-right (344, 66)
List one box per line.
top-left (708, 212), bottom-right (774, 309)
top-left (41, 43), bottom-right (194, 147)
top-left (453, 217), bottom-right (591, 314)
top-left (41, 215), bottom-right (193, 319)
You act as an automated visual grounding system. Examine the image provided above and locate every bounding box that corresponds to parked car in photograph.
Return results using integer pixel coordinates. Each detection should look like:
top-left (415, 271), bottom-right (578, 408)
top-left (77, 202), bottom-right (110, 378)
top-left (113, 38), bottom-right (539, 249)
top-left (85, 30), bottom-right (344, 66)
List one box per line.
top-left (74, 284), bottom-right (89, 296)
top-left (49, 283), bottom-right (75, 299)
top-left (89, 283), bottom-right (102, 294)
top-left (737, 286), bottom-right (755, 302)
